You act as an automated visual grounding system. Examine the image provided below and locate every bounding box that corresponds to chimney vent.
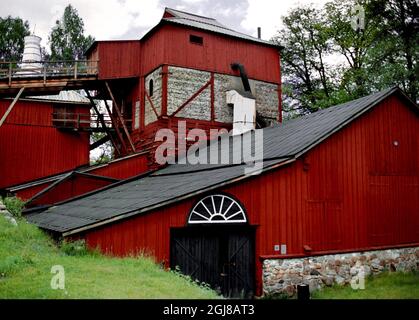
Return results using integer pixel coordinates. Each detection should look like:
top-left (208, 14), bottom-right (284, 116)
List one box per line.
top-left (226, 90), bottom-right (256, 135)
top-left (257, 27), bottom-right (261, 39)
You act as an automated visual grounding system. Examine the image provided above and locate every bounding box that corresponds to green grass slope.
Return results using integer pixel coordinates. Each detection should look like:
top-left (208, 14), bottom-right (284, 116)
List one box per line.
top-left (0, 216), bottom-right (219, 299)
top-left (312, 271), bottom-right (419, 299)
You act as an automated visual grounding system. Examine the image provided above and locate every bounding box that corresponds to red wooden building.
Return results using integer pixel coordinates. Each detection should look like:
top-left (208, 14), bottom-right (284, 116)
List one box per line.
top-left (27, 87), bottom-right (419, 297)
top-left (2, 7), bottom-right (418, 297)
top-left (1, 7), bottom-right (282, 205)
top-left (0, 92), bottom-right (91, 190)
top-left (5, 152), bottom-right (149, 206)
top-left (84, 7), bottom-right (282, 163)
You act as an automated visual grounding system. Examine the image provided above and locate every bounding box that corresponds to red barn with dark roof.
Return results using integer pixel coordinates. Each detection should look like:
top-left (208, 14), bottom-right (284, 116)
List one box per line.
top-left (27, 87), bottom-right (419, 297)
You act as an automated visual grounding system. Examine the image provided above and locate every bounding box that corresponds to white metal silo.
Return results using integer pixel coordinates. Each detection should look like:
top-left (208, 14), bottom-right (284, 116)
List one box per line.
top-left (20, 35), bottom-right (43, 73)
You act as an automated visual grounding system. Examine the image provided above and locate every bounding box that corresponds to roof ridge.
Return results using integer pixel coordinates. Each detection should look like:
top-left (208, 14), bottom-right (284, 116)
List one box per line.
top-left (163, 16), bottom-right (272, 44)
top-left (167, 16), bottom-right (227, 29)
top-left (280, 86), bottom-right (399, 126)
top-left (164, 7), bottom-right (269, 44)
top-left (165, 7), bottom-right (217, 21)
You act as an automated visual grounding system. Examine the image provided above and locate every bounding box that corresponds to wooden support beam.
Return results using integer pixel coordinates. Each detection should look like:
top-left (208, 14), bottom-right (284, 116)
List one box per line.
top-left (0, 86), bottom-right (25, 128)
top-left (8, 63), bottom-right (12, 87)
top-left (104, 81), bottom-right (136, 152)
top-left (145, 91), bottom-right (159, 118)
top-left (210, 73), bottom-right (215, 122)
top-left (90, 134), bottom-right (111, 150)
top-left (84, 89), bottom-right (121, 156)
top-left (140, 76), bottom-right (145, 131)
top-left (277, 84), bottom-right (282, 123)
top-left (161, 64), bottom-right (169, 116)
top-left (172, 80), bottom-right (211, 117)
top-left (103, 98), bottom-right (128, 154)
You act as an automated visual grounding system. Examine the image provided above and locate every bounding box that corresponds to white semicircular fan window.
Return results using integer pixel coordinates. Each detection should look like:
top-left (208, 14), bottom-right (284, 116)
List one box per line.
top-left (188, 194), bottom-right (247, 224)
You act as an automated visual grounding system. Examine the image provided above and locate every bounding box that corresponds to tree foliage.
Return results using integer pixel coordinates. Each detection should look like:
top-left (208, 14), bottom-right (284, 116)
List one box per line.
top-left (367, 0), bottom-right (419, 101)
top-left (275, 7), bottom-right (334, 114)
top-left (90, 132), bottom-right (113, 165)
top-left (49, 4), bottom-right (94, 61)
top-left (273, 0), bottom-right (418, 116)
top-left (0, 16), bottom-right (30, 62)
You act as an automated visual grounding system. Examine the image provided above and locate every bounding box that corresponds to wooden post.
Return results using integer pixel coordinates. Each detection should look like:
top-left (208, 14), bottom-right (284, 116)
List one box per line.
top-left (76, 113), bottom-right (80, 130)
top-left (139, 76), bottom-right (145, 131)
top-left (74, 61), bottom-right (78, 79)
top-left (161, 64), bottom-right (169, 116)
top-left (0, 87), bottom-right (25, 128)
top-left (103, 98), bottom-right (128, 154)
top-left (277, 84), bottom-right (282, 123)
top-left (43, 63), bottom-right (47, 85)
top-left (8, 63), bottom-right (12, 87)
top-left (104, 81), bottom-right (136, 152)
top-left (84, 89), bottom-right (121, 156)
top-left (210, 72), bottom-right (215, 122)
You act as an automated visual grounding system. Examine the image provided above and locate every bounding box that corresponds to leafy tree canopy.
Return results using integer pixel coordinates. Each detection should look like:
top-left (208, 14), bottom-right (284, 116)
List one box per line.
top-left (49, 4), bottom-right (94, 61)
top-left (273, 0), bottom-right (418, 117)
top-left (0, 16), bottom-right (30, 62)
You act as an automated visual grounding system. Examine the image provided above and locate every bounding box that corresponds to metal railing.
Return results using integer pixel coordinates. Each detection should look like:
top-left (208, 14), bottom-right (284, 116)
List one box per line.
top-left (0, 60), bottom-right (99, 84)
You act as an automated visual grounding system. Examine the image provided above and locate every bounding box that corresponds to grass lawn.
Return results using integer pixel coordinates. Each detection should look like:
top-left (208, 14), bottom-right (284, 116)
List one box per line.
top-left (312, 271), bottom-right (419, 299)
top-left (0, 215), bottom-right (219, 299)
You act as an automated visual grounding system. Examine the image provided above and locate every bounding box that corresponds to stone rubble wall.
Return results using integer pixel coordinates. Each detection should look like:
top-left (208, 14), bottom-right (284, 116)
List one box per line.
top-left (145, 66), bottom-right (162, 126)
top-left (165, 66), bottom-right (279, 124)
top-left (0, 200), bottom-right (17, 226)
top-left (263, 246), bottom-right (419, 297)
top-left (168, 66), bottom-right (211, 120)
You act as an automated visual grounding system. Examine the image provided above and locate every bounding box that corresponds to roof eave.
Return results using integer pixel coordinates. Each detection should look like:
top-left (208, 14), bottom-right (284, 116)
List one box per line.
top-left (44, 158), bottom-right (295, 236)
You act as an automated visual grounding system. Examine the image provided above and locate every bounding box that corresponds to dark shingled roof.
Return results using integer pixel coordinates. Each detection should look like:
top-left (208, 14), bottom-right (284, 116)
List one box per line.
top-left (26, 87), bottom-right (414, 235)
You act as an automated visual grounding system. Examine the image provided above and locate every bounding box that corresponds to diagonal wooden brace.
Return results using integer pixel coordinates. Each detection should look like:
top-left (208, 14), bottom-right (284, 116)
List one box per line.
top-left (0, 86), bottom-right (25, 128)
top-left (105, 81), bottom-right (136, 153)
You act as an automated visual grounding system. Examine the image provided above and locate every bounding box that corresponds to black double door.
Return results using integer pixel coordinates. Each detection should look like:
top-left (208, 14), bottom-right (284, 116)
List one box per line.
top-left (170, 225), bottom-right (255, 298)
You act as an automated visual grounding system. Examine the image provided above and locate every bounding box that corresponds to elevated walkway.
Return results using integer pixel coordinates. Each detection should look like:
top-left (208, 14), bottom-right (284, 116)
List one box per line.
top-left (0, 60), bottom-right (136, 156)
top-left (0, 60), bottom-right (100, 97)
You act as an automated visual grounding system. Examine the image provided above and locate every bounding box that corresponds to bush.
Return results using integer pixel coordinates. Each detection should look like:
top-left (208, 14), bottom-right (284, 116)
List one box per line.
top-left (60, 239), bottom-right (90, 256)
top-left (2, 197), bottom-right (25, 218)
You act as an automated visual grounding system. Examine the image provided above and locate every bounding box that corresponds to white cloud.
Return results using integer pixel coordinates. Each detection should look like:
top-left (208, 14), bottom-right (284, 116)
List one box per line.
top-left (180, 0), bottom-right (208, 3)
top-left (0, 0), bottom-right (164, 49)
top-left (0, 0), bottom-right (332, 50)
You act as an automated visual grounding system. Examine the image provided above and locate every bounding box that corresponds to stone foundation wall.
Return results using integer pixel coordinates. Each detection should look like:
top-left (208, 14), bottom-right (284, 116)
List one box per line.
top-left (263, 246), bottom-right (419, 297)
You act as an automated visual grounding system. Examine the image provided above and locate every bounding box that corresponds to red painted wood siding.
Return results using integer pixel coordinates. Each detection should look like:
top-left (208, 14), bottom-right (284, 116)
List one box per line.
top-left (0, 100), bottom-right (90, 189)
top-left (141, 24), bottom-right (280, 84)
top-left (14, 181), bottom-right (53, 200)
top-left (11, 153), bottom-right (148, 204)
top-left (28, 175), bottom-right (114, 207)
top-left (89, 25), bottom-right (280, 84)
top-left (94, 41), bottom-right (141, 79)
top-left (87, 153), bottom-right (149, 179)
top-left (79, 94), bottom-right (419, 295)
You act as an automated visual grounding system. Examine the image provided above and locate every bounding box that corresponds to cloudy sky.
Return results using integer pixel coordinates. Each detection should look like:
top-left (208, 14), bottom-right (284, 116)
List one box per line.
top-left (0, 0), bottom-right (329, 49)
